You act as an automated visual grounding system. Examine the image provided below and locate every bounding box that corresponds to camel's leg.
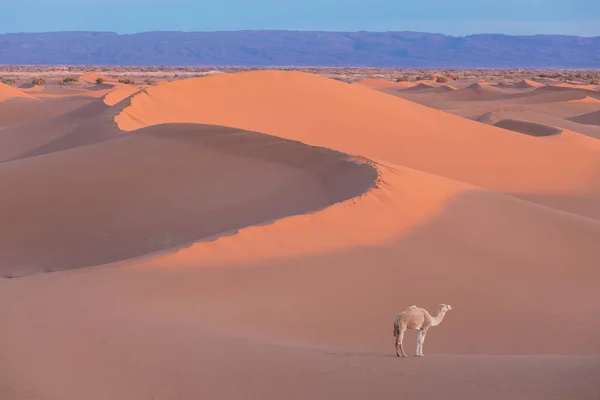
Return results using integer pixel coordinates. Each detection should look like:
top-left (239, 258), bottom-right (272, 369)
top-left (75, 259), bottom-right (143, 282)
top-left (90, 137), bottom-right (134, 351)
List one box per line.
top-left (417, 329), bottom-right (428, 356)
top-left (395, 326), bottom-right (408, 357)
top-left (416, 330), bottom-right (423, 356)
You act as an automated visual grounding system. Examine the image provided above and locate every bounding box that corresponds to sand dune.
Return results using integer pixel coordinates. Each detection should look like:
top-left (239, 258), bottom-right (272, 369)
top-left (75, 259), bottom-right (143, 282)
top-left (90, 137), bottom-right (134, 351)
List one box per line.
top-left (0, 89), bottom-right (132, 162)
top-left (354, 78), bottom-right (416, 89)
top-left (508, 85), bottom-right (600, 103)
top-left (79, 72), bottom-right (112, 84)
top-left (513, 79), bottom-right (544, 88)
top-left (1, 69), bottom-right (600, 400)
top-left (401, 82), bottom-right (437, 91)
top-left (0, 82), bottom-right (39, 102)
top-left (492, 118), bottom-right (562, 137)
top-left (475, 111), bottom-right (502, 124)
top-left (569, 96), bottom-right (600, 103)
top-left (0, 124), bottom-right (374, 276)
top-left (569, 110), bottom-right (600, 126)
top-left (117, 71), bottom-right (600, 210)
top-left (434, 82), bottom-right (517, 101)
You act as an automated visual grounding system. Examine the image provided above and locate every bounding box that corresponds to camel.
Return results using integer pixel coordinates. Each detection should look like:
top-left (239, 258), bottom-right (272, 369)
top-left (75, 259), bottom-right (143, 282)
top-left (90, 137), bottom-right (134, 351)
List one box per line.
top-left (393, 304), bottom-right (452, 357)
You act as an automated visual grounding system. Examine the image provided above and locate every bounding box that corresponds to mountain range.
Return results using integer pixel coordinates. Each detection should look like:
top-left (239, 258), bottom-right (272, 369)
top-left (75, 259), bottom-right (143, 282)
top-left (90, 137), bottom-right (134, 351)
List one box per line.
top-left (1, 31), bottom-right (599, 67)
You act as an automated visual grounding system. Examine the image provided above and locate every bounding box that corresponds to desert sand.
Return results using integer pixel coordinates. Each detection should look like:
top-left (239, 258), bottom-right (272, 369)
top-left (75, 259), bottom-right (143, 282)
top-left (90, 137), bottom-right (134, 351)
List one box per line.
top-left (1, 70), bottom-right (599, 400)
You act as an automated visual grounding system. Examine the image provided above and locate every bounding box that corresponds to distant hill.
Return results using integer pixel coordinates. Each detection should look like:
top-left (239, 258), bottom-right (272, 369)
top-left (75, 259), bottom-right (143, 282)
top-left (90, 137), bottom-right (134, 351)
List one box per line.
top-left (1, 31), bottom-right (599, 67)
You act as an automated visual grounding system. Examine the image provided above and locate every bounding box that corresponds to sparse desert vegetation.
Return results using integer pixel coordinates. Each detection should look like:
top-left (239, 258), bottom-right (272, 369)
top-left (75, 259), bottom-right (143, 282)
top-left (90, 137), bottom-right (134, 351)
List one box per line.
top-left (61, 76), bottom-right (79, 84)
top-left (1, 77), bottom-right (17, 85)
top-left (0, 65), bottom-right (598, 88)
top-left (31, 77), bottom-right (46, 86)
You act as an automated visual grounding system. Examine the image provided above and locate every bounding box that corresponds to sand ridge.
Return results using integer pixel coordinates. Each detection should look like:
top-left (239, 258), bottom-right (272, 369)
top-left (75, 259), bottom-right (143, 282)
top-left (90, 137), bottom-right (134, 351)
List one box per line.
top-left (117, 70), bottom-right (600, 207)
top-left (0, 82), bottom-right (40, 102)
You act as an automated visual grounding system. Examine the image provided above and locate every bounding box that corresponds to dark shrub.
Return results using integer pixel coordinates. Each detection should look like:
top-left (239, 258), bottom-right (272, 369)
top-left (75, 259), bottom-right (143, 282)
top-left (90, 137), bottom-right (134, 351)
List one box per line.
top-left (1, 77), bottom-right (17, 85)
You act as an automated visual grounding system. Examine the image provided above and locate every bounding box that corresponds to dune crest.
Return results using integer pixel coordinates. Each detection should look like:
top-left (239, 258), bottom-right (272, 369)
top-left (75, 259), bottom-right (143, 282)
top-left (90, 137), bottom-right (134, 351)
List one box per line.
top-left (0, 82), bottom-right (39, 102)
top-left (354, 78), bottom-right (415, 89)
top-left (79, 72), bottom-right (112, 84)
top-left (569, 96), bottom-right (600, 103)
top-left (116, 70), bottom-right (600, 200)
top-left (514, 79), bottom-right (544, 88)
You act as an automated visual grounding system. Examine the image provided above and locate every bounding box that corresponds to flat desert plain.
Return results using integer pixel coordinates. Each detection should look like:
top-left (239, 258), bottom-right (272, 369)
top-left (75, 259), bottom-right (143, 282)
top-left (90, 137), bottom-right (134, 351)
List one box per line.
top-left (1, 70), bottom-right (599, 400)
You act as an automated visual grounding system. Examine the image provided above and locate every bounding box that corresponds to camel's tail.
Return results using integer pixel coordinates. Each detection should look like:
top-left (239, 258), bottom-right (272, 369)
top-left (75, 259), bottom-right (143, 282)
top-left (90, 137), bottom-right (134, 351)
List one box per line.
top-left (393, 318), bottom-right (399, 337)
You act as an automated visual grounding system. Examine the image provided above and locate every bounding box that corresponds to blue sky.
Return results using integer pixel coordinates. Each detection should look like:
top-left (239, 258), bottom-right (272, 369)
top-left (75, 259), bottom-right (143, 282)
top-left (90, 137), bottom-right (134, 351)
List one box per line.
top-left (1, 0), bottom-right (599, 36)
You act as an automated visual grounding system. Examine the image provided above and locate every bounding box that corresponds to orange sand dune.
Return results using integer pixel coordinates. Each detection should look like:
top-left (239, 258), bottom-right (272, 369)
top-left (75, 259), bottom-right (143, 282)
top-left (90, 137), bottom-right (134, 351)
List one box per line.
top-left (401, 82), bottom-right (438, 91)
top-left (569, 96), bottom-right (600, 104)
top-left (514, 79), bottom-right (544, 88)
top-left (0, 82), bottom-right (39, 102)
top-left (544, 129), bottom-right (600, 150)
top-left (432, 82), bottom-right (517, 101)
top-left (1, 70), bottom-right (600, 400)
top-left (354, 78), bottom-right (416, 89)
top-left (508, 85), bottom-right (600, 103)
top-left (24, 85), bottom-right (113, 99)
top-left (472, 111), bottom-right (600, 148)
top-left (1, 158), bottom-right (599, 399)
top-left (475, 111), bottom-right (502, 124)
top-left (103, 85), bottom-right (146, 106)
top-left (79, 72), bottom-right (112, 84)
top-left (117, 71), bottom-right (600, 210)
top-left (0, 123), bottom-right (374, 275)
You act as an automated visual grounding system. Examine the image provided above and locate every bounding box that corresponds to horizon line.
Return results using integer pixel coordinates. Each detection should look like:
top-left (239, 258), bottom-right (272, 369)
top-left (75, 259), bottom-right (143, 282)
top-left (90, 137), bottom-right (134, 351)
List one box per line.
top-left (1, 29), bottom-right (599, 38)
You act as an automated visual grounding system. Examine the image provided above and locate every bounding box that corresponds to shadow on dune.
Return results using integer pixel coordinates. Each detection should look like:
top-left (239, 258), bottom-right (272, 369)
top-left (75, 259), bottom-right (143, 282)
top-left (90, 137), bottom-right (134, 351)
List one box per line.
top-left (492, 119), bottom-right (562, 137)
top-left (0, 123), bottom-right (377, 277)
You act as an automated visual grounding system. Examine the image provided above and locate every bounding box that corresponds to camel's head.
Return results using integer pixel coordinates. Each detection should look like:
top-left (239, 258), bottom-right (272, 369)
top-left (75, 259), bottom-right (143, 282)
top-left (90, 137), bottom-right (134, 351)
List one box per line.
top-left (439, 304), bottom-right (453, 313)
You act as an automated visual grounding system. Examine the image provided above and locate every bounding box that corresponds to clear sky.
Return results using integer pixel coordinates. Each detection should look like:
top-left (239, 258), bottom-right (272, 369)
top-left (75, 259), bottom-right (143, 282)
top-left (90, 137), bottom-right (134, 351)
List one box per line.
top-left (1, 0), bottom-right (599, 36)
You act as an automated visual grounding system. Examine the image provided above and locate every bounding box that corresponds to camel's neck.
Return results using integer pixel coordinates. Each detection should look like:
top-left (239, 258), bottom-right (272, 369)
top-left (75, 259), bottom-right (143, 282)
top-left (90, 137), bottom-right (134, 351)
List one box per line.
top-left (431, 311), bottom-right (447, 327)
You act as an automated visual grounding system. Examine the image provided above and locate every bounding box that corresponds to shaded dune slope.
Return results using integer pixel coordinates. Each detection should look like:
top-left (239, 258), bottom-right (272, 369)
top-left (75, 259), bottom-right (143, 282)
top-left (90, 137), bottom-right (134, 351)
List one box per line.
top-left (492, 119), bottom-right (562, 137)
top-left (0, 92), bottom-right (131, 162)
top-left (433, 82), bottom-right (516, 101)
top-left (0, 123), bottom-right (376, 276)
top-left (569, 110), bottom-right (600, 126)
top-left (504, 85), bottom-right (600, 104)
top-left (473, 113), bottom-right (600, 151)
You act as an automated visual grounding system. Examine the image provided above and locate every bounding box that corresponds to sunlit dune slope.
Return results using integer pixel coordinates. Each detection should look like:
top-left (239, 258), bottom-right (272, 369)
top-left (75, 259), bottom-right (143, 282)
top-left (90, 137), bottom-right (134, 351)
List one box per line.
top-left (0, 82), bottom-right (39, 102)
top-left (116, 70), bottom-right (600, 203)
